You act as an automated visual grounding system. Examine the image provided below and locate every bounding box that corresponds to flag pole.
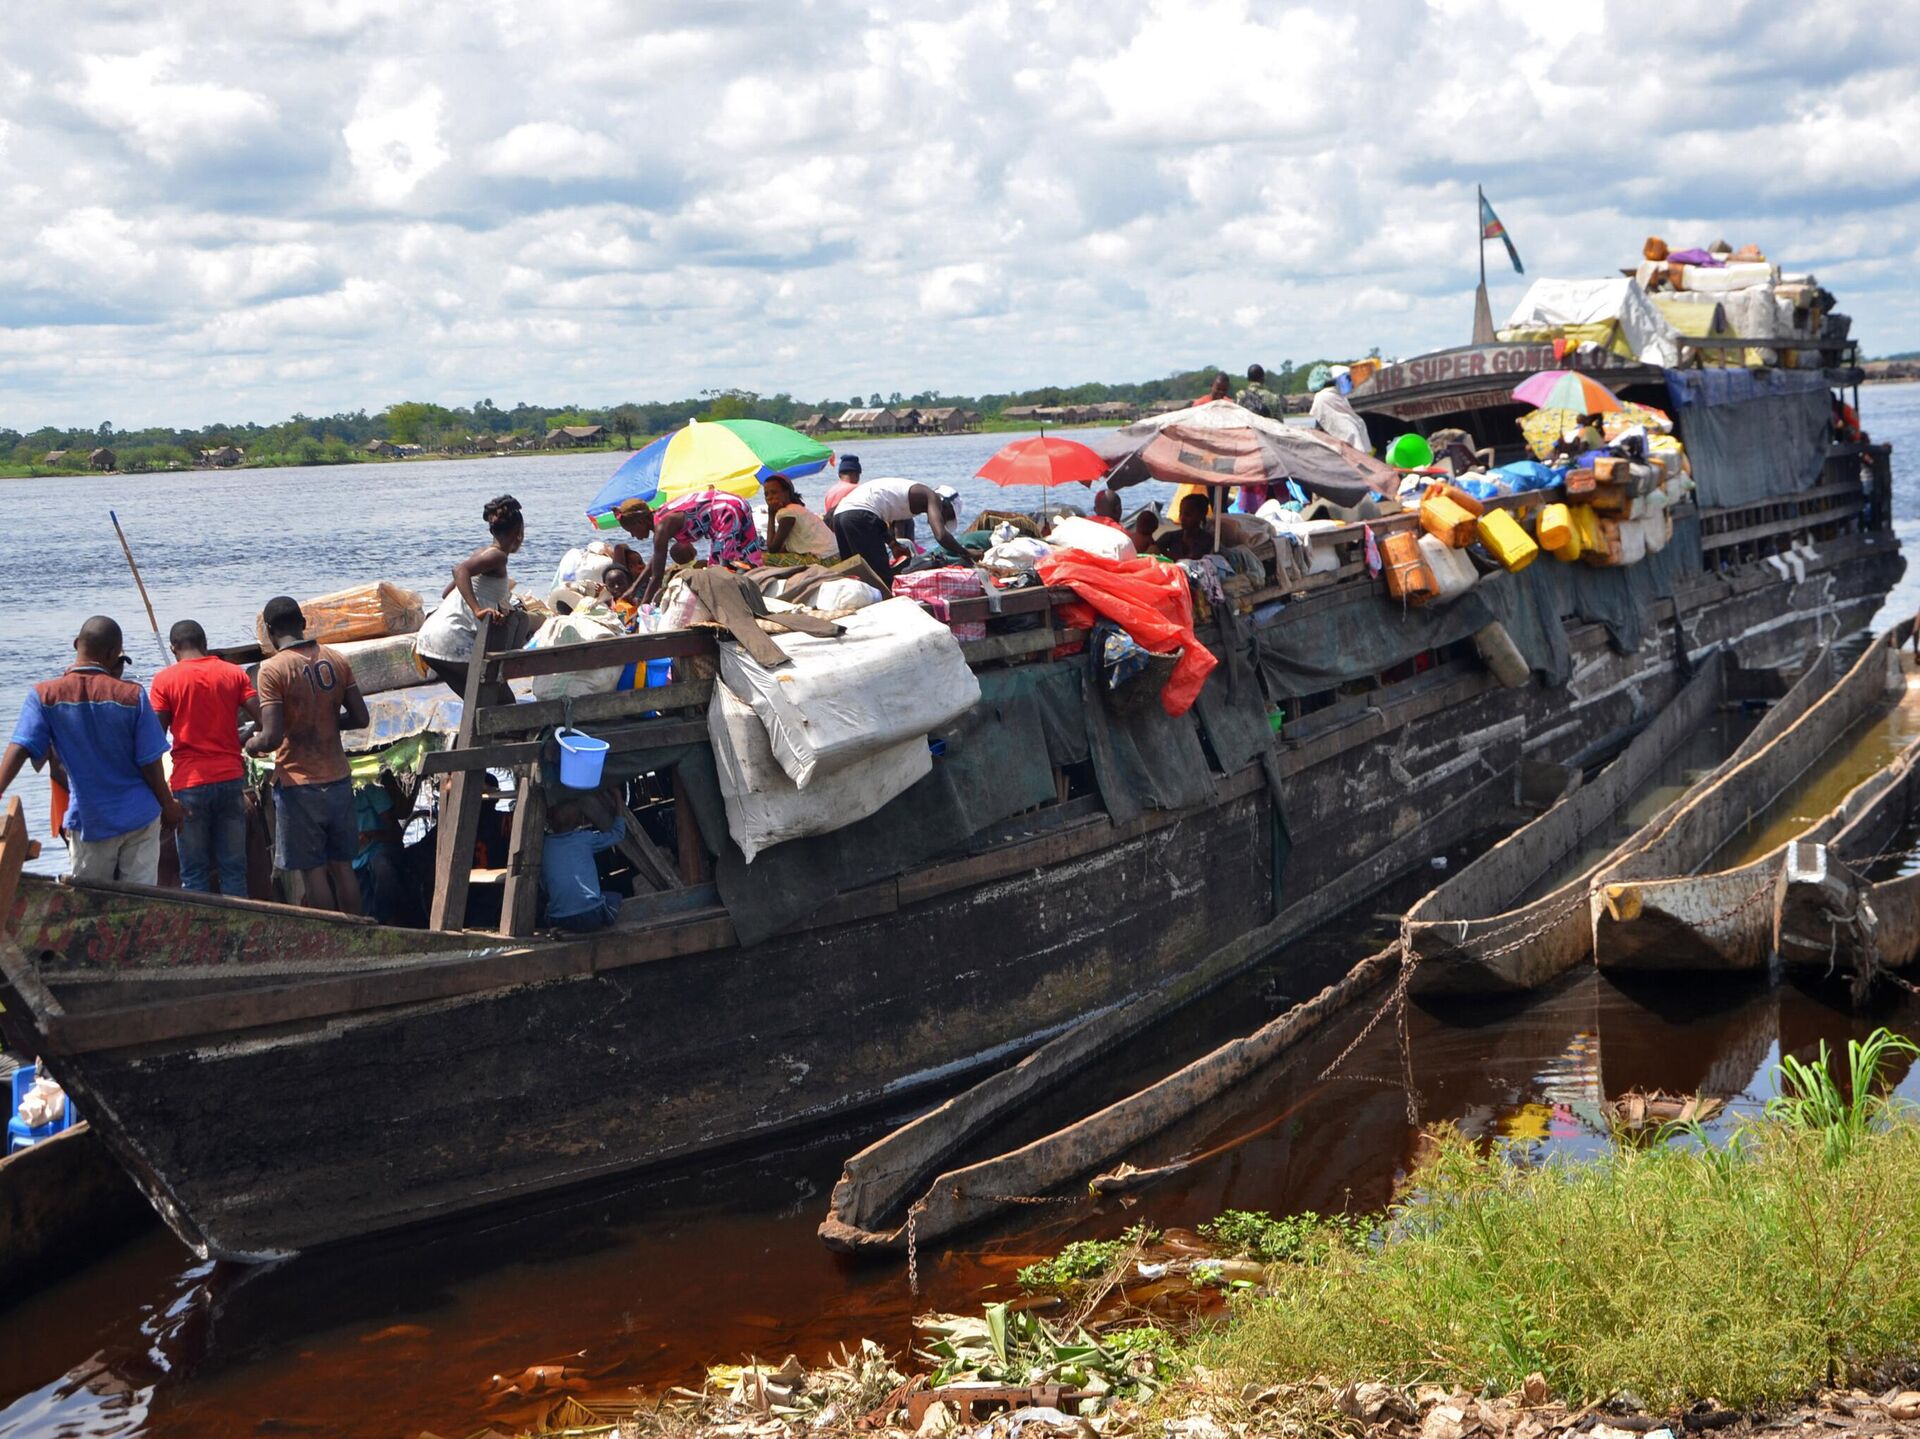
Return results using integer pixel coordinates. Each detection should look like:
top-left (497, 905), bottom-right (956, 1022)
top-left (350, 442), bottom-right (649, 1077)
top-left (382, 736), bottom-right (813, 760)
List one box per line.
top-left (1477, 183), bottom-right (1487, 291)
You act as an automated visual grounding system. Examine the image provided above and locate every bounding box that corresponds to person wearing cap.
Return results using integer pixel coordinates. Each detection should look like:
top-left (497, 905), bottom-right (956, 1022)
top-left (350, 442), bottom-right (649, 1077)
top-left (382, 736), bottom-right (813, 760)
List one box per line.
top-left (828, 478), bottom-right (972, 590)
top-left (0, 615), bottom-right (182, 884)
top-left (246, 596), bottom-right (369, 915)
top-left (1307, 364), bottom-right (1372, 454)
top-left (823, 453), bottom-right (863, 513)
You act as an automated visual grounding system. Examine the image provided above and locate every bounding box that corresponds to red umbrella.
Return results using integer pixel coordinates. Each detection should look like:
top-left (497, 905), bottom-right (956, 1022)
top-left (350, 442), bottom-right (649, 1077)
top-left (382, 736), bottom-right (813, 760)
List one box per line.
top-left (976, 435), bottom-right (1107, 489)
top-left (978, 435), bottom-right (1108, 530)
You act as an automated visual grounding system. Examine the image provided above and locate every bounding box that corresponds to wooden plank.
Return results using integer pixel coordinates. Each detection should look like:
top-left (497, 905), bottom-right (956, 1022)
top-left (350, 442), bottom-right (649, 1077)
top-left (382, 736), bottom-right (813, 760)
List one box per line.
top-left (958, 628), bottom-right (1065, 666)
top-left (488, 629), bottom-right (715, 682)
top-left (420, 720), bottom-right (710, 776)
top-left (672, 770), bottom-right (710, 885)
top-left (584, 793), bottom-right (678, 893)
top-left (500, 774), bottom-right (545, 938)
top-left (0, 797), bottom-right (34, 935)
top-left (473, 680), bottom-right (714, 738)
top-left (942, 586), bottom-right (1078, 624)
top-left (429, 616), bottom-right (494, 931)
top-left (1703, 496), bottom-right (1863, 552)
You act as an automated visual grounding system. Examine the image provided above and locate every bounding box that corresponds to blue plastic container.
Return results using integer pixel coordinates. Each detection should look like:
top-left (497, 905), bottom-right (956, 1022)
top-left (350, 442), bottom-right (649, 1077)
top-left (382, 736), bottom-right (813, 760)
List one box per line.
top-left (555, 728), bottom-right (609, 790)
top-left (7, 1063), bottom-right (76, 1154)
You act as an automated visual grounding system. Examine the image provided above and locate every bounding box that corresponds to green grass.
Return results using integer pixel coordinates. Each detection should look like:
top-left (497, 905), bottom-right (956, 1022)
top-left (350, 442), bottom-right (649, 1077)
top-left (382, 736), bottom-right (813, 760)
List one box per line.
top-left (1194, 1035), bottom-right (1920, 1410)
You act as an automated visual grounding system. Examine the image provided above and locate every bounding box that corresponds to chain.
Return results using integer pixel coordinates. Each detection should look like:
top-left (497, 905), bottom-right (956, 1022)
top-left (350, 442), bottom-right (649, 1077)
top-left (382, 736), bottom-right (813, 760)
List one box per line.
top-left (906, 1201), bottom-right (921, 1296)
top-left (1317, 941), bottom-right (1416, 1084)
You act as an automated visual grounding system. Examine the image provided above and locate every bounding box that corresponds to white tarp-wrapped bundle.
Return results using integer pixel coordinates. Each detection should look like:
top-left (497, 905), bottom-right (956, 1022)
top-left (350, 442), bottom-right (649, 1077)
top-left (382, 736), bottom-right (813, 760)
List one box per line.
top-left (524, 607), bottom-right (626, 700)
top-left (717, 596), bottom-right (981, 790)
top-left (1500, 277), bottom-right (1683, 367)
top-left (708, 684), bottom-right (931, 862)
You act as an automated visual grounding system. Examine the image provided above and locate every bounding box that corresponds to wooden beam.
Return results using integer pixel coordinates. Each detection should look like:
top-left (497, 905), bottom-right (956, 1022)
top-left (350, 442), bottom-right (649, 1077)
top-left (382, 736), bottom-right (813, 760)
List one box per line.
top-left (488, 629), bottom-right (715, 683)
top-left (584, 793), bottom-right (679, 893)
top-left (429, 615), bottom-right (494, 931)
top-left (672, 770), bottom-right (709, 885)
top-left (0, 797), bottom-right (35, 935)
top-left (472, 680), bottom-right (714, 738)
top-left (500, 772), bottom-right (546, 938)
top-left (420, 719), bottom-right (710, 776)
top-left (958, 628), bottom-right (1068, 666)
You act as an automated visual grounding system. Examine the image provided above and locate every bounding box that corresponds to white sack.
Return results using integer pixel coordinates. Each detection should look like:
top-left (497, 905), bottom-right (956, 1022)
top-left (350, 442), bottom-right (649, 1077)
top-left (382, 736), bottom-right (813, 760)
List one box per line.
top-left (525, 607), bottom-right (625, 700)
top-left (1048, 515), bottom-right (1136, 562)
top-left (807, 577), bottom-right (886, 612)
top-left (717, 597), bottom-right (981, 789)
top-left (708, 683), bottom-right (931, 862)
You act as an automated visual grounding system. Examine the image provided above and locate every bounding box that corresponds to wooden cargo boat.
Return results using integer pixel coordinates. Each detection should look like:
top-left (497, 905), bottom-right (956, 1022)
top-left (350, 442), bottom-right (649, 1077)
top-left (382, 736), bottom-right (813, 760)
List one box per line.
top-left (0, 337), bottom-right (1898, 1262)
top-left (1591, 620), bottom-right (1919, 972)
top-left (1775, 707), bottom-right (1920, 991)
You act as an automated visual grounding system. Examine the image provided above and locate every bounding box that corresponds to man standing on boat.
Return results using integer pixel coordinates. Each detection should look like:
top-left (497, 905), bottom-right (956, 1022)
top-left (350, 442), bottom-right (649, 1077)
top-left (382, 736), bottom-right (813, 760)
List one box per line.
top-left (1235, 364), bottom-right (1280, 418)
top-left (149, 619), bottom-right (260, 897)
top-left (0, 616), bottom-right (182, 884)
top-left (245, 596), bottom-right (369, 915)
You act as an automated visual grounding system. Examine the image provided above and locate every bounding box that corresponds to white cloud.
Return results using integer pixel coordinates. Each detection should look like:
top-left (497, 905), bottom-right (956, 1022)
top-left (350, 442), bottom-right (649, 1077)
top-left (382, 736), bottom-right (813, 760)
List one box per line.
top-left (481, 121), bottom-right (629, 179)
top-left (342, 68), bottom-right (450, 206)
top-left (0, 0), bottom-right (1915, 427)
top-left (76, 49), bottom-right (275, 164)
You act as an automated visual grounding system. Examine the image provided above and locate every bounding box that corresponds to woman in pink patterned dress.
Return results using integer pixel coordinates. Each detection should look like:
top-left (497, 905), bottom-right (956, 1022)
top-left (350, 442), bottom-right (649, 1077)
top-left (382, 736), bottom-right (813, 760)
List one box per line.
top-left (613, 490), bottom-right (765, 603)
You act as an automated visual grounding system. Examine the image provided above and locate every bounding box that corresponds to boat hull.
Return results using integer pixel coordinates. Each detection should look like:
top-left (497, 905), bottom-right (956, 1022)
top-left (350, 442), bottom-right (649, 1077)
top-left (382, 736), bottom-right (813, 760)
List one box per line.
top-left (0, 529), bottom-right (1901, 1260)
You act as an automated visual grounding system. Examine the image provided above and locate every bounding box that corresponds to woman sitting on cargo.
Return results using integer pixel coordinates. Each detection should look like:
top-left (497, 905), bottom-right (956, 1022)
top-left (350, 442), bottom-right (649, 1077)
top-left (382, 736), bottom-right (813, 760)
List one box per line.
top-left (414, 494), bottom-right (523, 706)
top-left (612, 491), bottom-right (765, 605)
top-left (762, 475), bottom-right (838, 566)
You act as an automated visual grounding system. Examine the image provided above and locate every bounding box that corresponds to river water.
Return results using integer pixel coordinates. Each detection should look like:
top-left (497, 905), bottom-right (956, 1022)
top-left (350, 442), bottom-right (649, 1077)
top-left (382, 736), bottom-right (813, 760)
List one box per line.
top-left (3, 390), bottom-right (1920, 1438)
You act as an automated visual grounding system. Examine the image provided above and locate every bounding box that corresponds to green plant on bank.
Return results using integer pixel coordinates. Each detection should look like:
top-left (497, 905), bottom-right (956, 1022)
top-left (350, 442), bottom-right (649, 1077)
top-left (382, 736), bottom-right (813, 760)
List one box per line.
top-left (1199, 1209), bottom-right (1369, 1264)
top-left (1767, 1030), bottom-right (1920, 1164)
top-left (1190, 1029), bottom-right (1920, 1411)
top-left (918, 1303), bottom-right (1175, 1401)
top-left (1016, 1224), bottom-right (1159, 1292)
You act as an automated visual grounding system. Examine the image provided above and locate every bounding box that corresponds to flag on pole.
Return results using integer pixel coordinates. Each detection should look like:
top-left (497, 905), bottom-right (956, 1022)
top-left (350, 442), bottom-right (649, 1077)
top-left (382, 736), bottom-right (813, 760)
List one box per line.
top-left (1480, 194), bottom-right (1523, 274)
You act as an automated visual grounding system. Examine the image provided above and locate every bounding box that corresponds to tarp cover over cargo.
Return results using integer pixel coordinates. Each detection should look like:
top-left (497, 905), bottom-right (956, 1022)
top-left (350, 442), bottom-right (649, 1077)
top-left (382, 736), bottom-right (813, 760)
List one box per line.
top-left (1499, 278), bottom-right (1684, 367)
top-left (1663, 367), bottom-right (1832, 509)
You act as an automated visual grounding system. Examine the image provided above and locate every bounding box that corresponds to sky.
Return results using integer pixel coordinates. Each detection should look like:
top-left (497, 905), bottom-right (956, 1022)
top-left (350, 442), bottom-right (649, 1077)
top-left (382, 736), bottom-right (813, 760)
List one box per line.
top-left (3, 0), bottom-right (1919, 429)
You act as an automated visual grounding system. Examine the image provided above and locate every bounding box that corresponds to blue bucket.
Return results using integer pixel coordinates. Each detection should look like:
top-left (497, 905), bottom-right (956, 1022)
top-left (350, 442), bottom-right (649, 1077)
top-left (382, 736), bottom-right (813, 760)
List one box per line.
top-left (555, 728), bottom-right (609, 790)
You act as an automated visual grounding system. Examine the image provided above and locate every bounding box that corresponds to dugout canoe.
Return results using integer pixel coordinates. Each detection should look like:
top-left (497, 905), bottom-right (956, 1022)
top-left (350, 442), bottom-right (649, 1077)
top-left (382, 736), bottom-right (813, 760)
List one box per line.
top-left (1591, 618), bottom-right (1920, 973)
top-left (1775, 723), bottom-right (1920, 995)
top-left (1403, 648), bottom-right (1755, 994)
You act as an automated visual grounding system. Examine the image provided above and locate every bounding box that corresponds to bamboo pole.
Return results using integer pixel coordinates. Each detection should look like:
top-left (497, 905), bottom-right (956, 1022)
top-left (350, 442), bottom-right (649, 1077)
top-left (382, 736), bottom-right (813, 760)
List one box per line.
top-left (109, 509), bottom-right (168, 667)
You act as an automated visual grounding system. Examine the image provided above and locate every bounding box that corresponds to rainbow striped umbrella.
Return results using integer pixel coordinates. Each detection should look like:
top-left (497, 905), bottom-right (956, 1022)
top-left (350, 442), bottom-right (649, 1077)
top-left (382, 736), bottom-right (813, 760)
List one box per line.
top-left (1510, 369), bottom-right (1625, 414)
top-left (587, 418), bottom-right (831, 529)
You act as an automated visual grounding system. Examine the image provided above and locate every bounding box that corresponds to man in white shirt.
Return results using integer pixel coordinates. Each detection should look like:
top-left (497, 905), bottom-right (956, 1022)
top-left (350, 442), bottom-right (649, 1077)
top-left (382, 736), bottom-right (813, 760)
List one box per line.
top-left (828, 478), bottom-right (973, 589)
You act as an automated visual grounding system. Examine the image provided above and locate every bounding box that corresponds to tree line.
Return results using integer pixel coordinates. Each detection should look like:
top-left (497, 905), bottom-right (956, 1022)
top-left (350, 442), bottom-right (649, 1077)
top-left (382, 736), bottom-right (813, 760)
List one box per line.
top-left (2, 358), bottom-right (1349, 472)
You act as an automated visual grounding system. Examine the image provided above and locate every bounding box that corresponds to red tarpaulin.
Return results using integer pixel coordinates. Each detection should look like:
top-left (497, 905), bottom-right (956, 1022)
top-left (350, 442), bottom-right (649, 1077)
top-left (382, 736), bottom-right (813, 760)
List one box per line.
top-left (1037, 550), bottom-right (1217, 716)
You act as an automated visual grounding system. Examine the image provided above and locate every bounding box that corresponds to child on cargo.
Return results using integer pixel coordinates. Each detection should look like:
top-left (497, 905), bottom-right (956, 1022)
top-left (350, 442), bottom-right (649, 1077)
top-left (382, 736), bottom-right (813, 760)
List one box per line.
top-left (542, 799), bottom-right (626, 933)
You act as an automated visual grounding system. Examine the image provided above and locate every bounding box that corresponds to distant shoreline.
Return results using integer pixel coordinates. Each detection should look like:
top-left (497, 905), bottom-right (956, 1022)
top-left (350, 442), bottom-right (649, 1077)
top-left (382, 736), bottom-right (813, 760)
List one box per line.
top-left (0, 420), bottom-right (1131, 482)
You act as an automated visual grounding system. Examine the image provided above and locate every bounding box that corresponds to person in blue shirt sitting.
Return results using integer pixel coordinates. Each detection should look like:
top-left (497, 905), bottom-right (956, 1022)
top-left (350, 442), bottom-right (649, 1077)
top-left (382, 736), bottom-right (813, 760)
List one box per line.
top-left (542, 799), bottom-right (626, 933)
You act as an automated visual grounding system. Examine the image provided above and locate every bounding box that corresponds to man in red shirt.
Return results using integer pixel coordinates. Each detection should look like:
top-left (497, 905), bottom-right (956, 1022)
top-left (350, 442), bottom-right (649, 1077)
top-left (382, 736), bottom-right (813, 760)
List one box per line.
top-left (149, 619), bottom-right (260, 896)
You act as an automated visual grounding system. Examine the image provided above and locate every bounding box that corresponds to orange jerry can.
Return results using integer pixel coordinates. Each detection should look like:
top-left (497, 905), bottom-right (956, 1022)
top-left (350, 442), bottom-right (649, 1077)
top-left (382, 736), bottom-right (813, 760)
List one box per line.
top-left (1382, 528), bottom-right (1436, 603)
top-left (1420, 492), bottom-right (1479, 548)
top-left (1430, 481), bottom-right (1486, 517)
top-left (1582, 517), bottom-right (1627, 567)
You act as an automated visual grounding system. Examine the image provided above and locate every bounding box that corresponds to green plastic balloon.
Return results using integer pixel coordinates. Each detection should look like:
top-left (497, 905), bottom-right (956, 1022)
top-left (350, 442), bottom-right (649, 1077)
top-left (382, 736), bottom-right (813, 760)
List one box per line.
top-left (1386, 433), bottom-right (1434, 469)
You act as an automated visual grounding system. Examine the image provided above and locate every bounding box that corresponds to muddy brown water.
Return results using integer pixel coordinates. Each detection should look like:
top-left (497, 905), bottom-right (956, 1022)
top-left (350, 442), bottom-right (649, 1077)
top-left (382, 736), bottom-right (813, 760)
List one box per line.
top-left (6, 915), bottom-right (1920, 1439)
top-left (6, 389), bottom-right (1920, 1437)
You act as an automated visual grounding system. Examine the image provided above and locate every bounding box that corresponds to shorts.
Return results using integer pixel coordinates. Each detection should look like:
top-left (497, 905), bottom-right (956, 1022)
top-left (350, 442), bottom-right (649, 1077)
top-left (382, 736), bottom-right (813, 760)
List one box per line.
top-left (274, 778), bottom-right (357, 871)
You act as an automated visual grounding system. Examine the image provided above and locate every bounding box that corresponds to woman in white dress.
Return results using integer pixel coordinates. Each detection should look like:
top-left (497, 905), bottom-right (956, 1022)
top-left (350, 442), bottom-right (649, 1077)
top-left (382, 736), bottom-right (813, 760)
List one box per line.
top-left (414, 494), bottom-right (524, 706)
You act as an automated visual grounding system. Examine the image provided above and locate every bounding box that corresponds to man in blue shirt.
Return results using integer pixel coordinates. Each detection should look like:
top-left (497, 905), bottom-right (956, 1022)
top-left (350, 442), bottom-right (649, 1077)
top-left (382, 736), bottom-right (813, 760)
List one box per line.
top-left (0, 616), bottom-right (182, 885)
top-left (541, 800), bottom-right (626, 933)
